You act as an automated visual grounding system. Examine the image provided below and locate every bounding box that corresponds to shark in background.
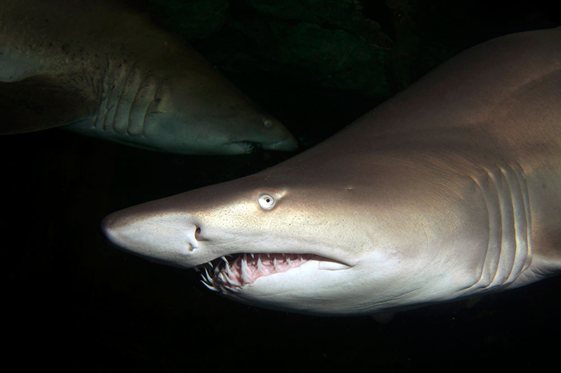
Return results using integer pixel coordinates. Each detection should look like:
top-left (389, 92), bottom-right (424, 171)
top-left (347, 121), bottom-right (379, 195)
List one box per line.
top-left (0, 0), bottom-right (297, 154)
top-left (102, 26), bottom-right (561, 315)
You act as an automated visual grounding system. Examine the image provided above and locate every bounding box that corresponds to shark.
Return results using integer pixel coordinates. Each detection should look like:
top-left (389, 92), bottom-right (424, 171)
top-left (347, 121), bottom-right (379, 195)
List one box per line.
top-left (102, 27), bottom-right (561, 315)
top-left (0, 0), bottom-right (297, 154)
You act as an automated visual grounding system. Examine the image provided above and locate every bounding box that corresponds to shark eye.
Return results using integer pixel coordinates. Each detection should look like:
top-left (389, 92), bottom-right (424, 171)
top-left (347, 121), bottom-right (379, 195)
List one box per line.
top-left (258, 194), bottom-right (276, 210)
top-left (263, 118), bottom-right (274, 128)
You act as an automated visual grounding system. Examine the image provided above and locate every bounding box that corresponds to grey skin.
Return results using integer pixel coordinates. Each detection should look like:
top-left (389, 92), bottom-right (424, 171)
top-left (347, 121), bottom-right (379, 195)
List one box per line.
top-left (0, 0), bottom-right (297, 154)
top-left (103, 27), bottom-right (561, 315)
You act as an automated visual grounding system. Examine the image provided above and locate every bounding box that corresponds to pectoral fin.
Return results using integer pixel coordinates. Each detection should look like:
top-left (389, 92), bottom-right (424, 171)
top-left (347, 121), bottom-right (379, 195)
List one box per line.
top-left (0, 76), bottom-right (95, 134)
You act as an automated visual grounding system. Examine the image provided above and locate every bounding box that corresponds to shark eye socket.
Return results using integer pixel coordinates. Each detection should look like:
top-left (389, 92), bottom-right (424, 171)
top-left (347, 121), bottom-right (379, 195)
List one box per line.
top-left (263, 118), bottom-right (274, 128)
top-left (258, 194), bottom-right (276, 210)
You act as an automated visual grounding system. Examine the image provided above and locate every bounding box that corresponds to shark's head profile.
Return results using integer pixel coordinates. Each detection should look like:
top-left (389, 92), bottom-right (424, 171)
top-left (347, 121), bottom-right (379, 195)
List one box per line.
top-left (102, 26), bottom-right (561, 314)
top-left (142, 73), bottom-right (298, 154)
top-left (102, 154), bottom-right (498, 315)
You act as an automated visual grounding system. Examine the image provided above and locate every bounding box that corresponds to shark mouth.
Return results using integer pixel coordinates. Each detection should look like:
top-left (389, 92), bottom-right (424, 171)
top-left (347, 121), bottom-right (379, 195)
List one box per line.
top-left (197, 253), bottom-right (347, 293)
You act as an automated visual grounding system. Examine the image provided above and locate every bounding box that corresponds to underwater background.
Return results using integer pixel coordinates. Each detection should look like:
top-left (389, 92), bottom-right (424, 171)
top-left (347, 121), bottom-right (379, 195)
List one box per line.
top-left (3, 0), bottom-right (561, 371)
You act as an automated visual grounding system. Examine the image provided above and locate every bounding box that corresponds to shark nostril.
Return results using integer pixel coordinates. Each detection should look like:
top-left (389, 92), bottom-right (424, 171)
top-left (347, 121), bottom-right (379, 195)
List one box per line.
top-left (195, 226), bottom-right (202, 241)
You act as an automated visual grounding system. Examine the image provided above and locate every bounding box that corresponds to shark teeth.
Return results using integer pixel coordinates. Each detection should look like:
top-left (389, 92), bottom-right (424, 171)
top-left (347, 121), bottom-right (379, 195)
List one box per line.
top-left (241, 254), bottom-right (251, 283)
top-left (197, 253), bottom-right (316, 294)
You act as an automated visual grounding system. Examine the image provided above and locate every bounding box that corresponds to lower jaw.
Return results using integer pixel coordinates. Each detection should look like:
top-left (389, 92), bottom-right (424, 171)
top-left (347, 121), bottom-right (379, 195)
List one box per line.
top-left (198, 253), bottom-right (347, 293)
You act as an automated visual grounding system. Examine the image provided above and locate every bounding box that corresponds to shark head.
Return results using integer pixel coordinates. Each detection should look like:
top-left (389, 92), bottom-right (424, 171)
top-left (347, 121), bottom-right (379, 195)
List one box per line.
top-left (102, 153), bottom-right (498, 315)
top-left (142, 74), bottom-right (298, 154)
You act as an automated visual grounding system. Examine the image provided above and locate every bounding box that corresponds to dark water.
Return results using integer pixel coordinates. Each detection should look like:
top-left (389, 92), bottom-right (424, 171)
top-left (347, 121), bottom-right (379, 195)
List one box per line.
top-left (3, 1), bottom-right (561, 371)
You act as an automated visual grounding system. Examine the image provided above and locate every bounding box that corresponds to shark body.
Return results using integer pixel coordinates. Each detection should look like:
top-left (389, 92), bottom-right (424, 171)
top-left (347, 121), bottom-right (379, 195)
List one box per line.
top-left (103, 27), bottom-right (561, 315)
top-left (0, 0), bottom-right (296, 154)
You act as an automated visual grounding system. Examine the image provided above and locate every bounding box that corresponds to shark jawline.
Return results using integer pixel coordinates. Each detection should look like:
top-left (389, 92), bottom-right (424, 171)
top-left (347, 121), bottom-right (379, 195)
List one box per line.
top-left (197, 253), bottom-right (351, 293)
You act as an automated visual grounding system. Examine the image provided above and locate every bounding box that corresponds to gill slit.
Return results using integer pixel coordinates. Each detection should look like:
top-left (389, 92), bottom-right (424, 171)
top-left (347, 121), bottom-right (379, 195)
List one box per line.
top-left (466, 162), bottom-right (532, 291)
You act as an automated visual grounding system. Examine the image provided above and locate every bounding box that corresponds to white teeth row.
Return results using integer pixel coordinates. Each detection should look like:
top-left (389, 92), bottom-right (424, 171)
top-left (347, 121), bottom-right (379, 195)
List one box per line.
top-left (198, 253), bottom-right (304, 293)
top-left (199, 255), bottom-right (240, 293)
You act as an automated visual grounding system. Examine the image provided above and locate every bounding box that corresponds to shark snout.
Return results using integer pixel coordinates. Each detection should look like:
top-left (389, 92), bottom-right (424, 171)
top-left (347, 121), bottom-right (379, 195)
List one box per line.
top-left (102, 209), bottom-right (204, 268)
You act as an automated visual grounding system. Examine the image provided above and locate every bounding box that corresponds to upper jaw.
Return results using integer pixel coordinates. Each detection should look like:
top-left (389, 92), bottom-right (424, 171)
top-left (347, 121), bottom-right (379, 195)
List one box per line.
top-left (197, 251), bottom-right (352, 293)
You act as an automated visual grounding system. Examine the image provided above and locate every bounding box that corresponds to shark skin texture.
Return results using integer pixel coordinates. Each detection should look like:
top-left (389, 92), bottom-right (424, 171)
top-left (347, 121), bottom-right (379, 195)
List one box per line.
top-left (0, 0), bottom-right (297, 154)
top-left (102, 27), bottom-right (561, 315)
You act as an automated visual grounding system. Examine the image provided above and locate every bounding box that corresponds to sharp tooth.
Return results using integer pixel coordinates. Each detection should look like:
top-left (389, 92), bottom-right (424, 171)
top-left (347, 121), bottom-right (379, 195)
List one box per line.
top-left (200, 280), bottom-right (218, 292)
top-left (220, 256), bottom-right (228, 265)
top-left (218, 272), bottom-right (228, 283)
top-left (208, 261), bottom-right (214, 269)
top-left (273, 257), bottom-right (278, 270)
top-left (223, 284), bottom-right (239, 293)
top-left (224, 260), bottom-right (234, 277)
top-left (203, 268), bottom-right (213, 284)
top-left (241, 256), bottom-right (250, 283)
top-left (257, 257), bottom-right (265, 272)
top-left (226, 275), bottom-right (241, 287)
top-left (250, 253), bottom-right (255, 259)
top-left (287, 257), bottom-right (292, 265)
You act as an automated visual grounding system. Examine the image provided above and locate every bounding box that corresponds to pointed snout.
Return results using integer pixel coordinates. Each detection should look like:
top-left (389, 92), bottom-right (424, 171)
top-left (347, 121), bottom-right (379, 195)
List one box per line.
top-left (260, 117), bottom-right (299, 152)
top-left (232, 118), bottom-right (299, 153)
top-left (102, 207), bottom-right (203, 268)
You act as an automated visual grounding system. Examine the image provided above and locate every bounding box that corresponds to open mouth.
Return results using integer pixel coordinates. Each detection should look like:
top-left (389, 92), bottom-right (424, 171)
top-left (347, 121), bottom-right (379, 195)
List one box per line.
top-left (197, 253), bottom-right (348, 293)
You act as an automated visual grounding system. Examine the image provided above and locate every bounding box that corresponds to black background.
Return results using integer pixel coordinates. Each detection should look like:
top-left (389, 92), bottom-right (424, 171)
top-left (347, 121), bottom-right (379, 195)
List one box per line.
top-left (3, 1), bottom-right (561, 371)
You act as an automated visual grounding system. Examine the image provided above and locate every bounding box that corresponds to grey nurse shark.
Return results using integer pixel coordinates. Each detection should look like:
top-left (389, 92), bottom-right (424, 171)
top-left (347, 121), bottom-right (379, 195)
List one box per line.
top-left (0, 0), bottom-right (297, 154)
top-left (103, 27), bottom-right (561, 315)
